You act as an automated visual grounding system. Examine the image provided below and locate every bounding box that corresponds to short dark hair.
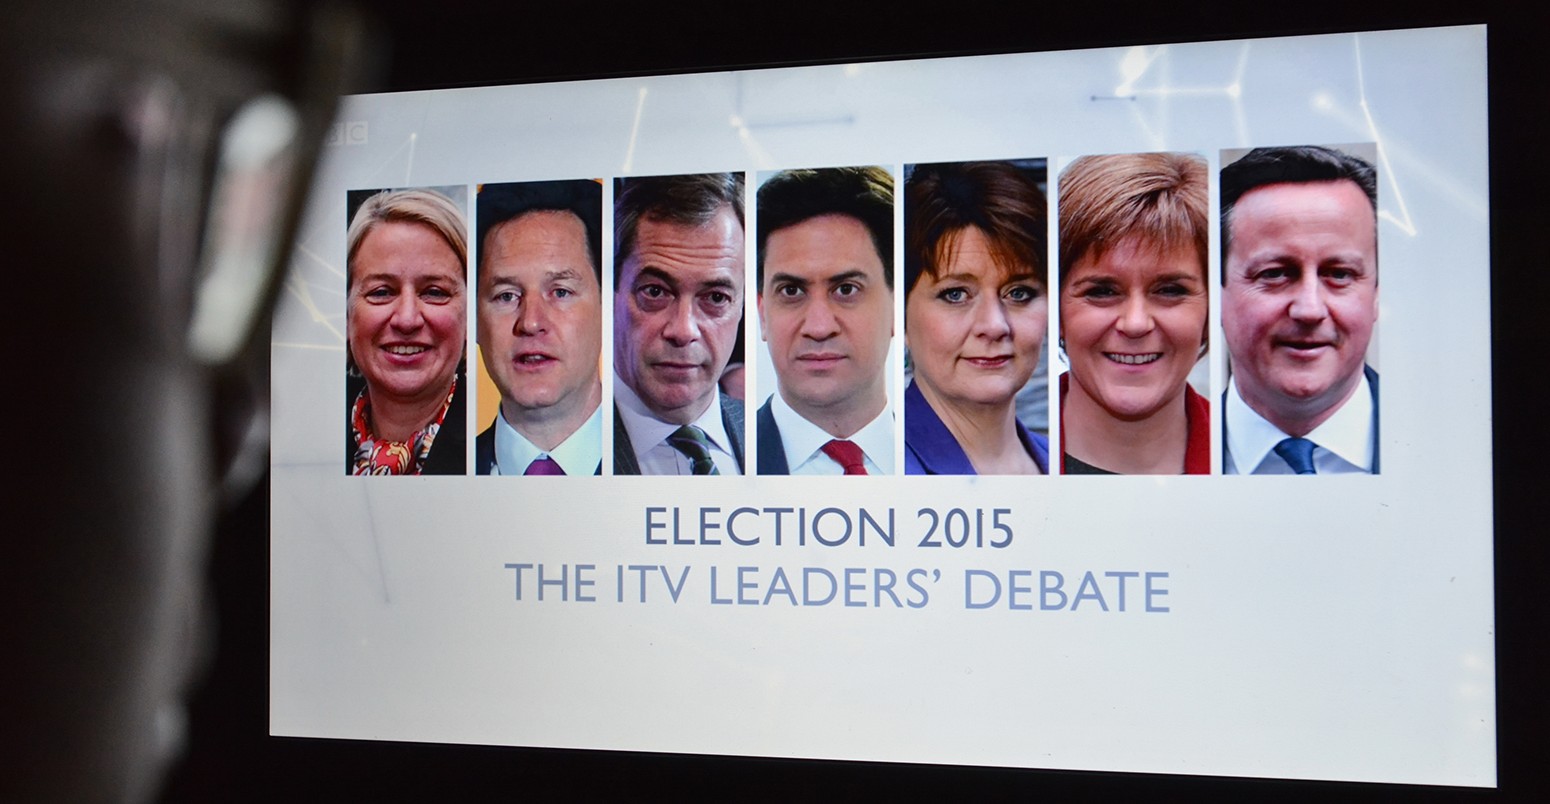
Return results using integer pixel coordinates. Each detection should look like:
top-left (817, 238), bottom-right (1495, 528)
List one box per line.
top-left (477, 179), bottom-right (603, 281)
top-left (614, 172), bottom-right (745, 288)
top-left (756, 166), bottom-right (894, 290)
top-left (1220, 145), bottom-right (1377, 261)
top-left (905, 161), bottom-right (1047, 296)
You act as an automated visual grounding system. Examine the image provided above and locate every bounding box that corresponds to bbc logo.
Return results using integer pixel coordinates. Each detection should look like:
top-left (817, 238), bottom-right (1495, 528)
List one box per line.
top-left (325, 121), bottom-right (368, 146)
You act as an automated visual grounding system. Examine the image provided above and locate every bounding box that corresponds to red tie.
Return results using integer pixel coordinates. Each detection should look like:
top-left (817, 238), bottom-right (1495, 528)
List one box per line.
top-left (820, 439), bottom-right (868, 475)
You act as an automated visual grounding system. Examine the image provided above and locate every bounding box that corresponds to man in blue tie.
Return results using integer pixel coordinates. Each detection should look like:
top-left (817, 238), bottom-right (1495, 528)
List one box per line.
top-left (475, 180), bottom-right (605, 476)
top-left (1220, 146), bottom-right (1380, 475)
top-left (612, 173), bottom-right (747, 475)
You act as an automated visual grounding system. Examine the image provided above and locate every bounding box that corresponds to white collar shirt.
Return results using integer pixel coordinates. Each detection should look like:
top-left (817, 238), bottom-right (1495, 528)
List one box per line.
top-left (614, 372), bottom-right (741, 475)
top-left (492, 403), bottom-right (602, 476)
top-left (1225, 371), bottom-right (1374, 475)
top-left (769, 392), bottom-right (894, 475)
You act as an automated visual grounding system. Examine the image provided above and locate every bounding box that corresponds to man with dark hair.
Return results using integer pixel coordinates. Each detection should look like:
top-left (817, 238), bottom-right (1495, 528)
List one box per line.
top-left (613, 172), bottom-right (747, 474)
top-left (475, 179), bottom-right (604, 475)
top-left (1220, 145), bottom-right (1380, 474)
top-left (755, 166), bottom-right (895, 474)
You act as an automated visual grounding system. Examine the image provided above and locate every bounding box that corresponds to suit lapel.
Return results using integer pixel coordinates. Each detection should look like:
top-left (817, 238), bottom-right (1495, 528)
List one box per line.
top-left (756, 398), bottom-right (789, 474)
top-left (613, 409), bottom-right (641, 475)
top-left (719, 392), bottom-right (746, 473)
top-left (1365, 364), bottom-right (1380, 474)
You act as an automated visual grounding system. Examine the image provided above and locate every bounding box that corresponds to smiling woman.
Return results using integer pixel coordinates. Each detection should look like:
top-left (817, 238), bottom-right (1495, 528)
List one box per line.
top-left (1056, 152), bottom-right (1209, 475)
top-left (345, 187), bottom-right (469, 475)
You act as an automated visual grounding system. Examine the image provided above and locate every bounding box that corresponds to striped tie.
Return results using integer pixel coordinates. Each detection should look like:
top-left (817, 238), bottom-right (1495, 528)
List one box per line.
top-left (667, 425), bottom-right (719, 475)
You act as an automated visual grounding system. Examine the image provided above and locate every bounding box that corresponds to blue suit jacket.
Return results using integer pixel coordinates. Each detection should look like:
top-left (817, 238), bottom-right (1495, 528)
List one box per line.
top-left (756, 398), bottom-right (789, 474)
top-left (903, 381), bottom-right (1048, 475)
top-left (1222, 364), bottom-right (1379, 473)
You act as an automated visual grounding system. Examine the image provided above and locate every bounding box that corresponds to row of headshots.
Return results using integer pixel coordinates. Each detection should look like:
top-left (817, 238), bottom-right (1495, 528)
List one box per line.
top-left (342, 144), bottom-right (1379, 478)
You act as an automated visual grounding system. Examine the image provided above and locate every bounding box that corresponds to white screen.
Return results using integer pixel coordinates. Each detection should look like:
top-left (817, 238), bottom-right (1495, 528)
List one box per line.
top-left (272, 25), bottom-right (1493, 786)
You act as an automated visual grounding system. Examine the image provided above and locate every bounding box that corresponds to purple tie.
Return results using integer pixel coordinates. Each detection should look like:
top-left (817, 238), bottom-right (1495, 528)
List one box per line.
top-left (524, 456), bottom-right (565, 476)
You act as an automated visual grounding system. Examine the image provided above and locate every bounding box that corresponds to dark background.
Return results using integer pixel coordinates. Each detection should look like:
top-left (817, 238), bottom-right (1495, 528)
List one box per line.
top-left (165, 1), bottom-right (1547, 800)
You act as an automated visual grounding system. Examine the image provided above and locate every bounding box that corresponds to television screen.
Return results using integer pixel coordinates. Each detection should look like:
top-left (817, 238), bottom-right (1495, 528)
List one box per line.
top-left (271, 25), bottom-right (1494, 788)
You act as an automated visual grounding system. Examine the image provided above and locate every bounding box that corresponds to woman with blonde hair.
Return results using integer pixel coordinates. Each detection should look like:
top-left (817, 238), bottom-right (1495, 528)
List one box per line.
top-left (345, 188), bottom-right (468, 475)
top-left (1057, 152), bottom-right (1209, 474)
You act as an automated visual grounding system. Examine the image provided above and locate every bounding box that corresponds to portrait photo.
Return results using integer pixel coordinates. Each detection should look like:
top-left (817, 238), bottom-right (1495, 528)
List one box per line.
top-left (473, 179), bottom-right (605, 476)
top-left (344, 185), bottom-right (469, 476)
top-left (612, 172), bottom-right (748, 475)
top-left (754, 166), bottom-right (897, 476)
top-left (1219, 144), bottom-right (1380, 475)
top-left (1055, 152), bottom-right (1211, 475)
top-left (902, 160), bottom-right (1051, 476)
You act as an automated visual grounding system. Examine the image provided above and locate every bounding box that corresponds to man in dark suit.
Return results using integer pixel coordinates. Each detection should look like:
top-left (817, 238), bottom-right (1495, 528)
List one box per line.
top-left (613, 173), bottom-right (746, 474)
top-left (755, 167), bottom-right (895, 475)
top-left (1221, 145), bottom-right (1380, 474)
top-left (475, 180), bottom-right (604, 476)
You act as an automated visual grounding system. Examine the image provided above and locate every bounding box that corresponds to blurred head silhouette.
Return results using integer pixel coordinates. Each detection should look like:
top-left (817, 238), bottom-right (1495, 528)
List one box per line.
top-left (4, 1), bottom-right (358, 799)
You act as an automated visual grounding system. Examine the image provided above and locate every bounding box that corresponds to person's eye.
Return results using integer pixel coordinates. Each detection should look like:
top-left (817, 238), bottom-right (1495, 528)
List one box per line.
top-left (421, 286), bottom-right (452, 302)
top-left (1004, 284), bottom-right (1041, 303)
top-left (492, 290), bottom-right (518, 304)
top-left (936, 286), bottom-right (968, 303)
top-left (1256, 266), bottom-right (1294, 284)
top-left (635, 283), bottom-right (670, 310)
top-left (553, 287), bottom-right (574, 299)
top-left (1080, 284), bottom-right (1118, 300)
top-left (776, 283), bottom-right (804, 299)
top-left (834, 282), bottom-right (861, 298)
top-left (1322, 266), bottom-right (1358, 286)
top-left (1155, 282), bottom-right (1189, 298)
top-left (365, 287), bottom-right (394, 301)
top-left (697, 289), bottom-right (738, 317)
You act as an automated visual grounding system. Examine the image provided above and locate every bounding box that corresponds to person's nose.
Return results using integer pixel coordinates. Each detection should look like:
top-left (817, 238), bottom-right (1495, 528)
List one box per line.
top-left (972, 295), bottom-right (1012, 340)
top-left (1115, 293), bottom-right (1155, 338)
top-left (1288, 273), bottom-right (1329, 324)
top-left (661, 297), bottom-right (700, 346)
top-left (388, 290), bottom-right (424, 332)
top-left (514, 293), bottom-right (547, 336)
top-left (800, 297), bottom-right (840, 341)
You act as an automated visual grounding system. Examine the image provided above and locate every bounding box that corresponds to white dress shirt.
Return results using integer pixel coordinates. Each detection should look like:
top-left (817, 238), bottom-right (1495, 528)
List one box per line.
top-left (769, 392), bottom-right (894, 475)
top-left (491, 403), bottom-right (602, 476)
top-left (614, 373), bottom-right (741, 475)
top-left (1224, 372), bottom-right (1374, 474)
